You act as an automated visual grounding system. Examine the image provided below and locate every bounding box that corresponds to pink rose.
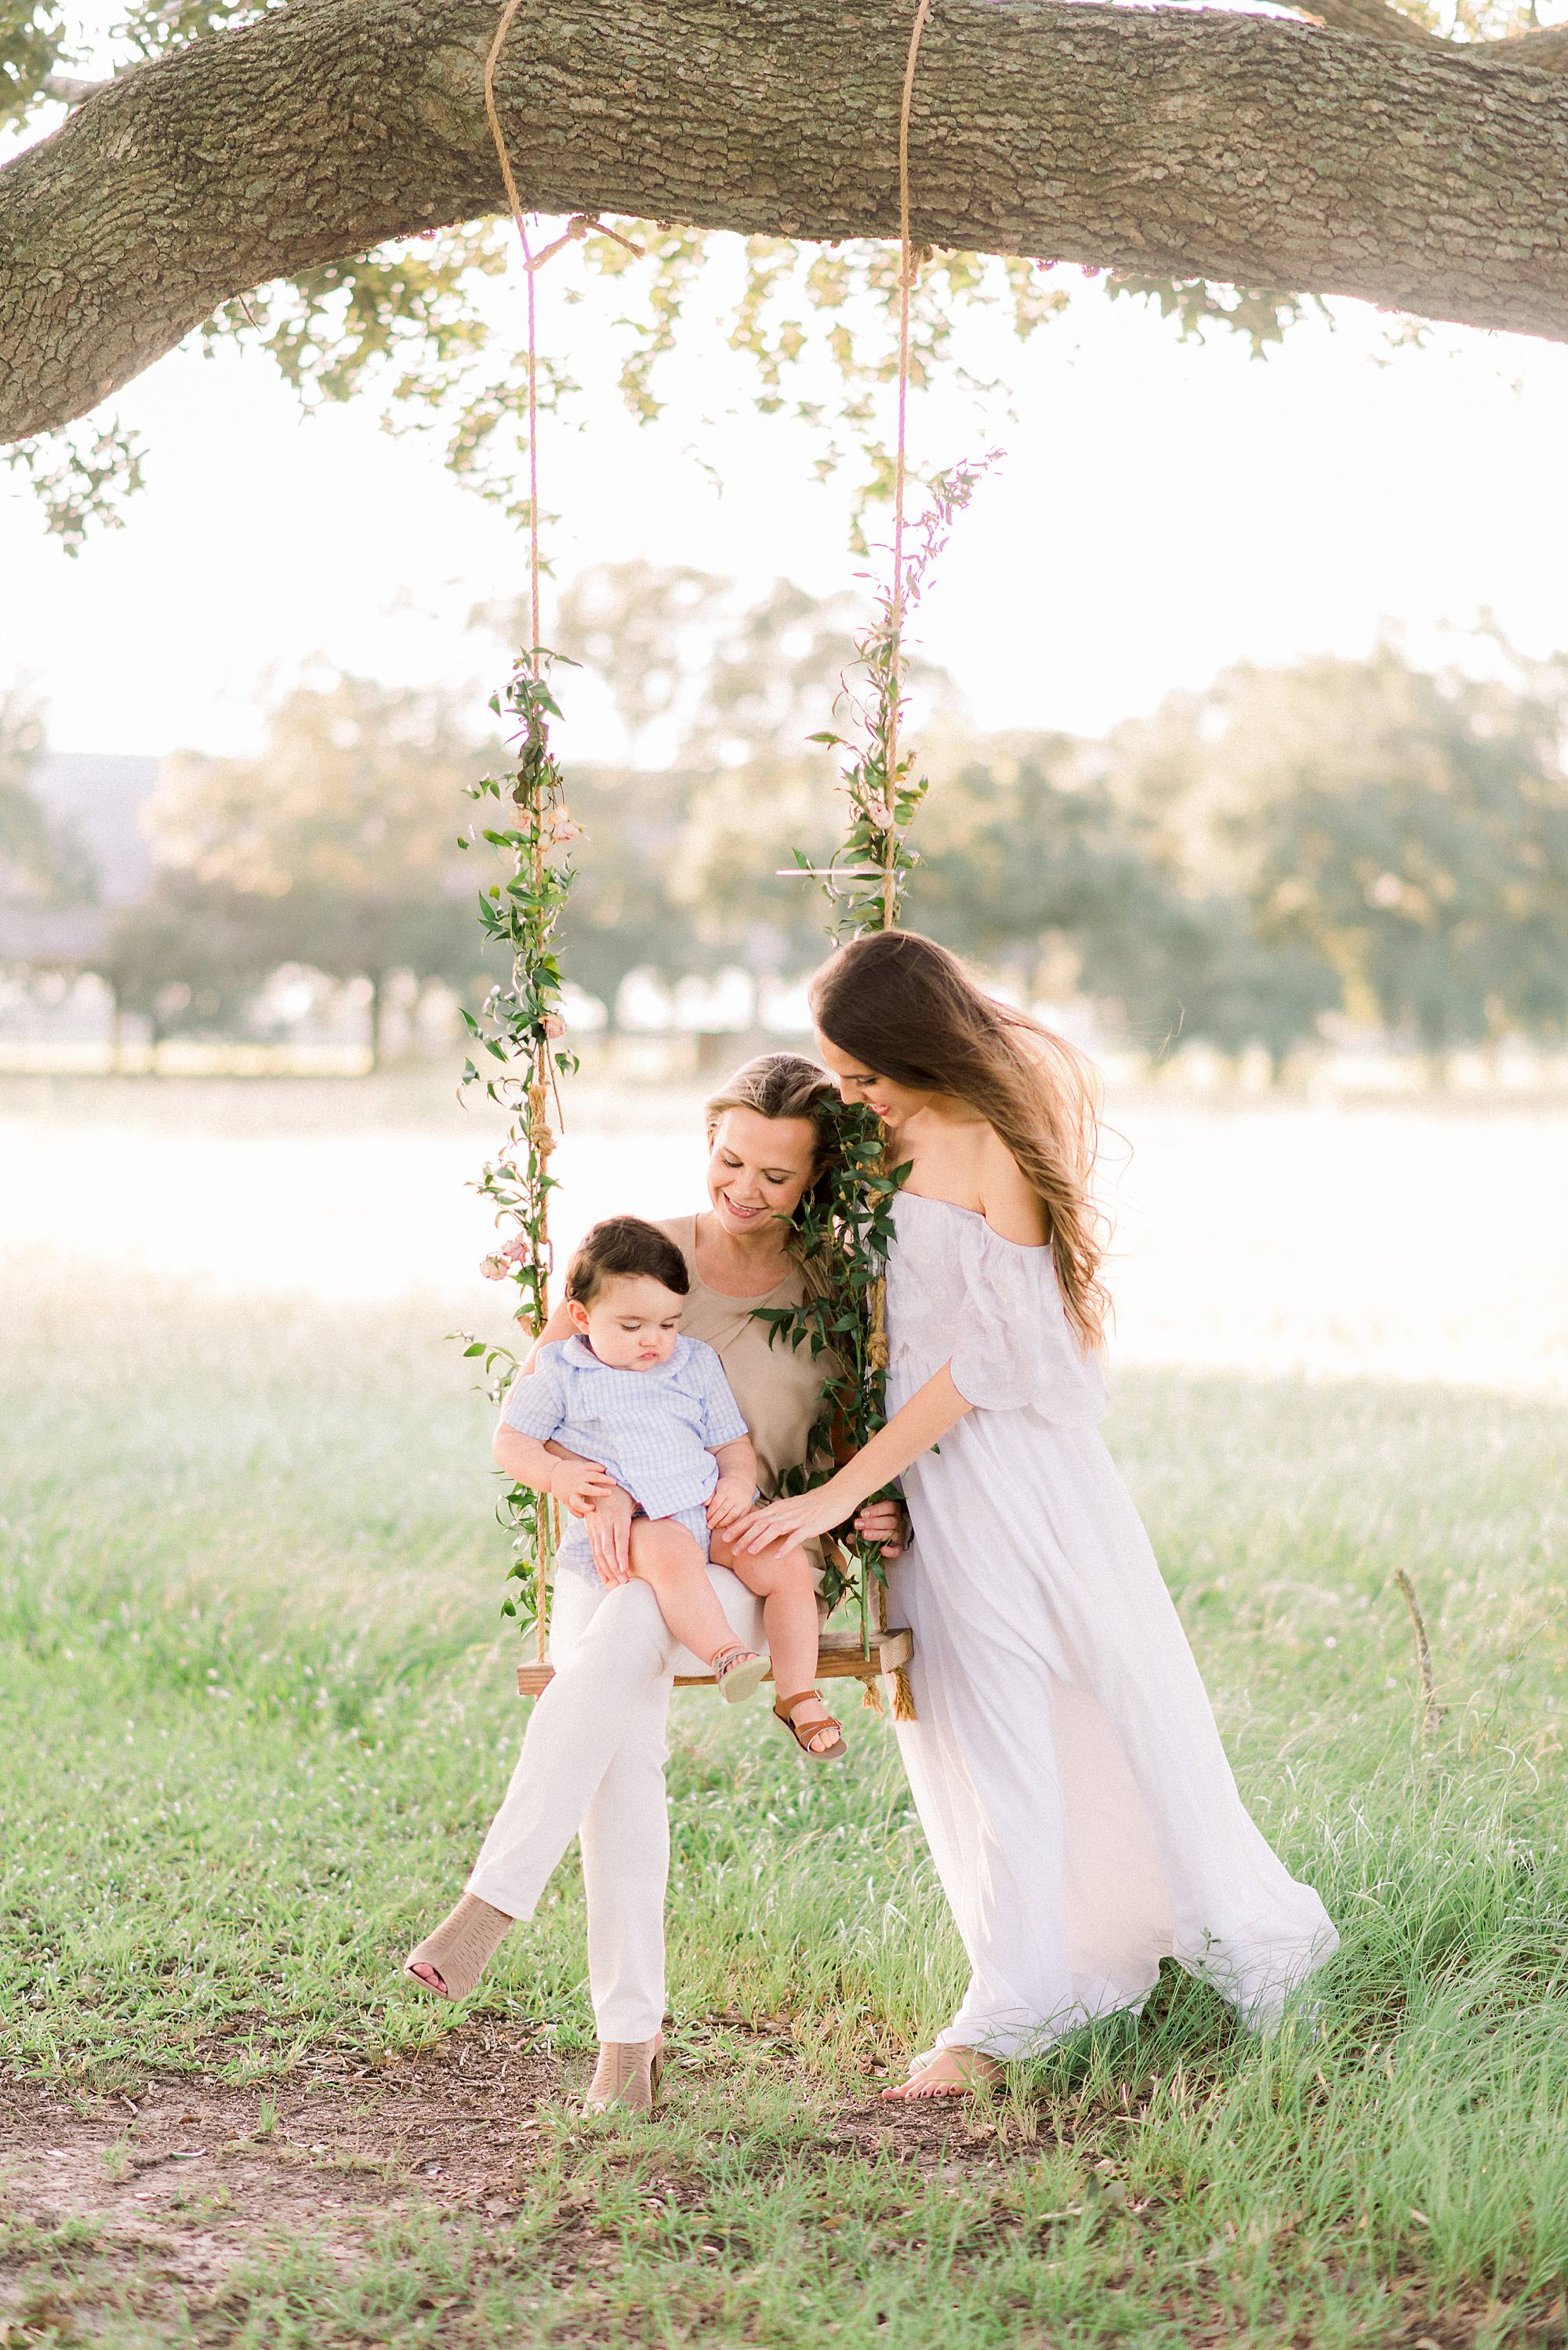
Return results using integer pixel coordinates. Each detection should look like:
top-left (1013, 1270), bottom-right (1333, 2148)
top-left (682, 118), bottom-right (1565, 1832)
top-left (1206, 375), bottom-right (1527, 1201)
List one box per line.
top-left (543, 1014), bottom-right (566, 1039)
top-left (480, 1254), bottom-right (508, 1280)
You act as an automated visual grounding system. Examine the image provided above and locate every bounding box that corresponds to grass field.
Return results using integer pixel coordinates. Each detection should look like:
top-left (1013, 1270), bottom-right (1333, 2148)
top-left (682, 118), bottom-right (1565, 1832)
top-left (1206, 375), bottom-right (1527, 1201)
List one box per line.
top-left (2, 1077), bottom-right (1566, 2346)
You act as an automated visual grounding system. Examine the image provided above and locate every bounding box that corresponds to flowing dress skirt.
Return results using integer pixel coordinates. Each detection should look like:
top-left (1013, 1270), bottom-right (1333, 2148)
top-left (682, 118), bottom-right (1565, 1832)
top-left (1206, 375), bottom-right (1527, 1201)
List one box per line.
top-left (884, 1193), bottom-right (1337, 2058)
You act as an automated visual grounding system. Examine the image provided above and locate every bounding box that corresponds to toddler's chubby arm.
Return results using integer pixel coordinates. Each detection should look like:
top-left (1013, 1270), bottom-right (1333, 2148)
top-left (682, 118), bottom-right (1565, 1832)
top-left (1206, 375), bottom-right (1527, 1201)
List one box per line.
top-left (503, 1317), bottom-right (636, 1526)
top-left (494, 1346), bottom-right (632, 1586)
top-left (706, 1434), bottom-right (759, 1532)
top-left (493, 1423), bottom-right (621, 1517)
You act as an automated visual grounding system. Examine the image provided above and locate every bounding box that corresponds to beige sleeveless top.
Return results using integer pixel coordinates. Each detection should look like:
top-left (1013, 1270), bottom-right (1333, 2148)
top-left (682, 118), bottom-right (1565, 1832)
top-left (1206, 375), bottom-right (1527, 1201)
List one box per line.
top-left (653, 1215), bottom-right (829, 1501)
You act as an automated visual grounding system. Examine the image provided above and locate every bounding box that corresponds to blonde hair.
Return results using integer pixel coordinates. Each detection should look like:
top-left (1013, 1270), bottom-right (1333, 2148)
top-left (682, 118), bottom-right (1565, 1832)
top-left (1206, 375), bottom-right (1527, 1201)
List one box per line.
top-left (809, 931), bottom-right (1110, 1352)
top-left (702, 1051), bottom-right (839, 1161)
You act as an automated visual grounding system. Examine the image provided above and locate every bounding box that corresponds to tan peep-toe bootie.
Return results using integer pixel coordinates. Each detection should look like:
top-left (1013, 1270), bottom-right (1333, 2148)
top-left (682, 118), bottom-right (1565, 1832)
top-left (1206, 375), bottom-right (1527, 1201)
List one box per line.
top-left (583, 2032), bottom-right (665, 2115)
top-left (403, 1892), bottom-right (513, 2001)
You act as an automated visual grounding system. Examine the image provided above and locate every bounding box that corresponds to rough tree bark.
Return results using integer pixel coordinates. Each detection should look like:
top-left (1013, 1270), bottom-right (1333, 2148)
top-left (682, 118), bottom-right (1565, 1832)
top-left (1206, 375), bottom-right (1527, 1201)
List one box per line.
top-left (4, 0), bottom-right (1568, 443)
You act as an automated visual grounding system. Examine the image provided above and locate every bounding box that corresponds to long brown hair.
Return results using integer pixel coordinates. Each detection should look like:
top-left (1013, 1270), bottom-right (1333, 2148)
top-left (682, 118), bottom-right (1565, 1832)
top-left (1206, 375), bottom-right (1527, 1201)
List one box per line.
top-left (809, 931), bottom-right (1109, 1351)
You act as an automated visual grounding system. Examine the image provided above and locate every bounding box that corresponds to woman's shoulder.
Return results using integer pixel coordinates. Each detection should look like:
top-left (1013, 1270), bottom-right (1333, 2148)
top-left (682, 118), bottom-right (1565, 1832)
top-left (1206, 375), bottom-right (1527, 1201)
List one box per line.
top-left (973, 1126), bottom-right (1048, 1247)
top-left (651, 1213), bottom-right (698, 1269)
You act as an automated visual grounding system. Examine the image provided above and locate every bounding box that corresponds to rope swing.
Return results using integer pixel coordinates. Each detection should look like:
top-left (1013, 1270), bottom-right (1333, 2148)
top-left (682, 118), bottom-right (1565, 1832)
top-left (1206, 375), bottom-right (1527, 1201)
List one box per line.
top-left (468, 1), bottom-right (978, 1711)
top-left (885, 0), bottom-right (935, 928)
top-left (767, 0), bottom-right (1000, 1722)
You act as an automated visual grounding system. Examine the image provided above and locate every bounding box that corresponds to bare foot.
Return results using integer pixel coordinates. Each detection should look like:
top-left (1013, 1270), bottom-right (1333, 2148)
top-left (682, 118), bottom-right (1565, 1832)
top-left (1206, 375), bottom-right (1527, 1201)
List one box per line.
top-left (880, 2048), bottom-right (1002, 2101)
top-left (408, 1963), bottom-right (447, 1995)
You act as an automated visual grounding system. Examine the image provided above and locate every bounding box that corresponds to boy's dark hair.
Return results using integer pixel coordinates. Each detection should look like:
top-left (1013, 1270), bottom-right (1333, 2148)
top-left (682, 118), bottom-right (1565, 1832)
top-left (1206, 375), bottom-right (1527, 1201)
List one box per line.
top-left (564, 1215), bottom-right (691, 1308)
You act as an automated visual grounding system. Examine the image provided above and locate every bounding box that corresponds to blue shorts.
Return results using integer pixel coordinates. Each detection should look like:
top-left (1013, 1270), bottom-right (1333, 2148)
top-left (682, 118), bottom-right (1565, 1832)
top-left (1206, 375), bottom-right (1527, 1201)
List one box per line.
top-left (556, 1499), bottom-right (712, 1584)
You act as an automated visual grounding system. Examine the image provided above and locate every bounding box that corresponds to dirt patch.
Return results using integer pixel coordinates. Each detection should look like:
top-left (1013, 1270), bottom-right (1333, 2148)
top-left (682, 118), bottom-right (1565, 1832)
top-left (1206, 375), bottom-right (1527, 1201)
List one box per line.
top-left (0, 2024), bottom-right (1007, 2333)
top-left (0, 2026), bottom-right (557, 2303)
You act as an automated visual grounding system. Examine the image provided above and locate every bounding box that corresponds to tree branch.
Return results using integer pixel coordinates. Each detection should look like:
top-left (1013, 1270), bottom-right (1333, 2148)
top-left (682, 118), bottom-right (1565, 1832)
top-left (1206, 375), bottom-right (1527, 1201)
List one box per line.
top-left (5, 0), bottom-right (1568, 444)
top-left (39, 74), bottom-right (116, 106)
top-left (1459, 22), bottom-right (1568, 71)
top-left (1297, 0), bottom-right (1448, 53)
top-left (1298, 0), bottom-right (1568, 72)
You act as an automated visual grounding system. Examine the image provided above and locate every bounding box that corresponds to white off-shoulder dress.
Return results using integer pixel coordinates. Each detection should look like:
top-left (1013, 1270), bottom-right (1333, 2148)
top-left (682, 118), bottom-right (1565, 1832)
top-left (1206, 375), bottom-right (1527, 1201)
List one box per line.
top-left (885, 1191), bottom-right (1338, 2058)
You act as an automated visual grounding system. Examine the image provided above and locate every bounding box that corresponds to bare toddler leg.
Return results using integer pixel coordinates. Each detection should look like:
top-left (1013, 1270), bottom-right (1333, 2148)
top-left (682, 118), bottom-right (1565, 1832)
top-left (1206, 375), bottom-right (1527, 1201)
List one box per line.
top-left (712, 1532), bottom-right (844, 1758)
top-left (629, 1518), bottom-right (766, 1700)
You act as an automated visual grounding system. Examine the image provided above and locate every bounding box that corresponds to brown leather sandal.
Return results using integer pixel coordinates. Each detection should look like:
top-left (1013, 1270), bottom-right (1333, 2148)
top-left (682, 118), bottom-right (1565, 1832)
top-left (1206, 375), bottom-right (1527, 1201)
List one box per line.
top-left (773, 1688), bottom-right (848, 1762)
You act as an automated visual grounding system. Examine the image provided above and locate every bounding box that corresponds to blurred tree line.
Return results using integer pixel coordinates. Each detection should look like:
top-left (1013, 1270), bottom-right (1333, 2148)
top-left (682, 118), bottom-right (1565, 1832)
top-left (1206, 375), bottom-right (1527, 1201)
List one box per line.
top-left (1, 688), bottom-right (73, 899)
top-left (7, 573), bottom-right (1568, 1072)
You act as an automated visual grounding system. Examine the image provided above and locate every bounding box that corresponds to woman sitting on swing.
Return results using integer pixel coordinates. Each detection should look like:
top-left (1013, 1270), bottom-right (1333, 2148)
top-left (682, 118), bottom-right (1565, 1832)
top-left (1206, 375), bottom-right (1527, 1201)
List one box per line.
top-left (405, 1051), bottom-right (905, 2113)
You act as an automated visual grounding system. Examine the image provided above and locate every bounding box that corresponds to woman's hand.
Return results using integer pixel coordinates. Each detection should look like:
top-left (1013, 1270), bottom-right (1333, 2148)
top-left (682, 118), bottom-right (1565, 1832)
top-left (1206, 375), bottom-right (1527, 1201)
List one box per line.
top-left (855, 1497), bottom-right (909, 1560)
top-left (586, 1486), bottom-right (635, 1586)
top-left (744, 1367), bottom-right (969, 1554)
top-left (735, 1480), bottom-right (850, 1556)
top-left (706, 1473), bottom-right (756, 1532)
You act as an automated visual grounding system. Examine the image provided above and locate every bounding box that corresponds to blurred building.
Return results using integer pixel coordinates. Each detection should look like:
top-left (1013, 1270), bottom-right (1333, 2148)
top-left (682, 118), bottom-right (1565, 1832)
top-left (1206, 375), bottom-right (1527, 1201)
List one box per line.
top-left (0, 751), bottom-right (157, 965)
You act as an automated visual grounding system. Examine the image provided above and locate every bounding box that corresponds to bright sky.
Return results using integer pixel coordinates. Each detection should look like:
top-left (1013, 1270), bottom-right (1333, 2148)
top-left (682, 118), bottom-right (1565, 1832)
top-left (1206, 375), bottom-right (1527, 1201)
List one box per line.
top-left (6, 21), bottom-right (1568, 765)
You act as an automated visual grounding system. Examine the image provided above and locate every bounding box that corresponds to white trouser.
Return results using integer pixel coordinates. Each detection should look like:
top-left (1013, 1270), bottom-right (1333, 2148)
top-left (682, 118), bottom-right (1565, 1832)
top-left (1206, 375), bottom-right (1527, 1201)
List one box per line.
top-left (466, 1565), bottom-right (764, 2042)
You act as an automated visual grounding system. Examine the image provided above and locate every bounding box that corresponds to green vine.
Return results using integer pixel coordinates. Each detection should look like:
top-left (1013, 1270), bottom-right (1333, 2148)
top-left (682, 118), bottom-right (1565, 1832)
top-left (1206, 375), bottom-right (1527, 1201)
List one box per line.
top-left (754, 1107), bottom-right (908, 1647)
top-left (763, 455), bottom-right (993, 1648)
top-left (796, 451), bottom-right (996, 939)
top-left (454, 648), bottom-right (581, 1636)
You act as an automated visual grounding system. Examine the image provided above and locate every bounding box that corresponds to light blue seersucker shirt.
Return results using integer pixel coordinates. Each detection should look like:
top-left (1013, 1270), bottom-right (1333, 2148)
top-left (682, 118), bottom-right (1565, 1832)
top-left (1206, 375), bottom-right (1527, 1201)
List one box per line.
top-left (499, 1332), bottom-right (750, 1521)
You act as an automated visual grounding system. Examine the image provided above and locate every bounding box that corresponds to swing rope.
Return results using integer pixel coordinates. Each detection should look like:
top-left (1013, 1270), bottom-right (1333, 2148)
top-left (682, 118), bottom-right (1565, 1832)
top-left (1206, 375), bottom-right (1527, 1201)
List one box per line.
top-left (483, 10), bottom-right (644, 668)
top-left (483, 0), bottom-right (550, 1662)
top-left (885, 0), bottom-right (933, 930)
top-left (482, 5), bottom-right (648, 1665)
top-left (483, 0), bottom-right (541, 677)
top-left (861, 0), bottom-right (932, 1708)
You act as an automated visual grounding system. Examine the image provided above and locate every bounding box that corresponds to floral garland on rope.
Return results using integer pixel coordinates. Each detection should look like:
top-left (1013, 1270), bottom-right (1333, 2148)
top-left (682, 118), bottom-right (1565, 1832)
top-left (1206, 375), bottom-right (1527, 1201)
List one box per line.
top-left (760, 455), bottom-right (996, 1711)
top-left (455, 650), bottom-right (583, 1650)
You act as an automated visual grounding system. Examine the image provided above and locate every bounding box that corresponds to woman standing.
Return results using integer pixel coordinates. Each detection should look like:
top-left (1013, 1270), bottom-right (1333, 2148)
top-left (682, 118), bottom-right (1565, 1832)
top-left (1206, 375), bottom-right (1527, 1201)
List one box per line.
top-left (741, 932), bottom-right (1338, 2098)
top-left (405, 1053), bottom-right (902, 2111)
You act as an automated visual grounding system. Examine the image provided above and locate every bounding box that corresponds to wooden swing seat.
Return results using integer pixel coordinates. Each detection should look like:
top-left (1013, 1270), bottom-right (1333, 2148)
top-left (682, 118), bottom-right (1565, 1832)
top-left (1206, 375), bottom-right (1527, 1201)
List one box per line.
top-left (517, 1623), bottom-right (912, 1698)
